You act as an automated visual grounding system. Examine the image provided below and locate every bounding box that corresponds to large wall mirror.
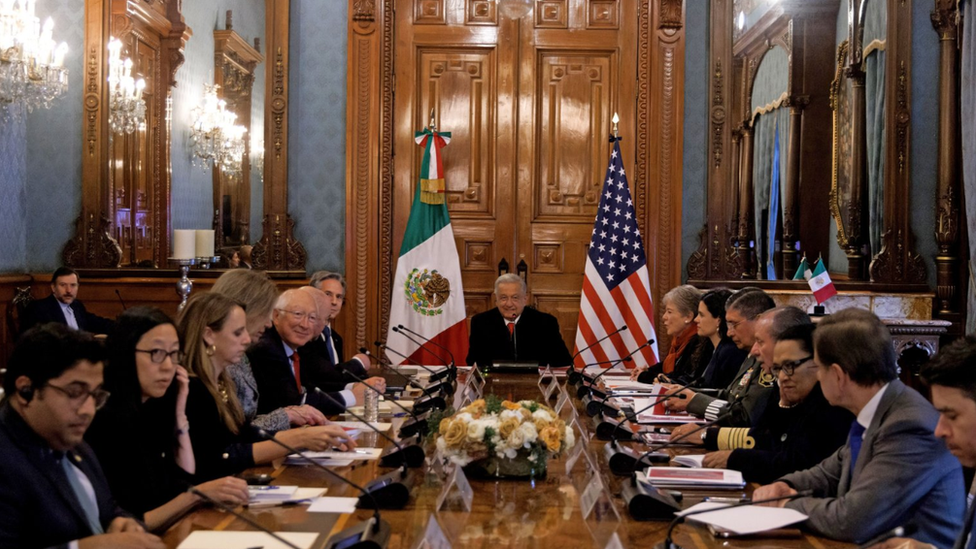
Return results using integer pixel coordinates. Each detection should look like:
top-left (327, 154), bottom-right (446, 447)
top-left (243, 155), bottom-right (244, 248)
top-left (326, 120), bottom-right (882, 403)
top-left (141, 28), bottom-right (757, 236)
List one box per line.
top-left (67, 0), bottom-right (301, 272)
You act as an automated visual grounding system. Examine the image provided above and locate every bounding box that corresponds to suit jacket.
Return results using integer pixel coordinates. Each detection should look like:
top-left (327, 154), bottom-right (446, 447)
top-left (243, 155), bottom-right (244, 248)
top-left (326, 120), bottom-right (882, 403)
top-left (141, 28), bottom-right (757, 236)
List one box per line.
top-left (299, 329), bottom-right (368, 393)
top-left (0, 402), bottom-right (130, 549)
top-left (183, 377), bottom-right (258, 481)
top-left (954, 500), bottom-right (976, 549)
top-left (685, 355), bottom-right (776, 427)
top-left (779, 379), bottom-right (965, 546)
top-left (21, 294), bottom-right (114, 335)
top-left (466, 307), bottom-right (572, 367)
top-left (246, 326), bottom-right (346, 416)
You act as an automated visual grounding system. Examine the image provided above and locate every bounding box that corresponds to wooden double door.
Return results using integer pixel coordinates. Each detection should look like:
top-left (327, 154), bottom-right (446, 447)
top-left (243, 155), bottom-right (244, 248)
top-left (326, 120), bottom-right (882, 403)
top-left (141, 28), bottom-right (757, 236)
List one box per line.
top-left (393, 0), bottom-right (638, 349)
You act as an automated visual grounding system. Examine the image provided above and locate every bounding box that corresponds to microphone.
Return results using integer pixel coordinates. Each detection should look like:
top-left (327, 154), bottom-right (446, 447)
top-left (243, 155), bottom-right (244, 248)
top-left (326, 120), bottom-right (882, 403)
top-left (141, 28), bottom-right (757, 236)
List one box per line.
top-left (391, 327), bottom-right (453, 384)
top-left (577, 357), bottom-right (634, 399)
top-left (856, 525), bottom-right (915, 549)
top-left (396, 324), bottom-right (457, 374)
top-left (568, 325), bottom-right (628, 384)
top-left (378, 342), bottom-right (448, 414)
top-left (253, 431), bottom-right (394, 548)
top-left (602, 373), bottom-right (706, 443)
top-left (256, 427), bottom-right (410, 513)
top-left (185, 485), bottom-right (303, 549)
top-left (620, 406), bottom-right (738, 521)
top-left (588, 339), bottom-right (656, 387)
top-left (314, 388), bottom-right (425, 469)
top-left (114, 289), bottom-right (128, 311)
top-left (659, 489), bottom-right (816, 549)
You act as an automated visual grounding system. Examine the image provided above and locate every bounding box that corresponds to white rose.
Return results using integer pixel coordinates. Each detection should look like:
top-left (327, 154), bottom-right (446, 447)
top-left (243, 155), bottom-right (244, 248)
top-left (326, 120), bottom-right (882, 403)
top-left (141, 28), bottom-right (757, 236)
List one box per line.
top-left (467, 420), bottom-right (487, 441)
top-left (532, 409), bottom-right (554, 422)
top-left (455, 412), bottom-right (473, 423)
top-left (518, 422), bottom-right (538, 443)
top-left (507, 427), bottom-right (526, 449)
top-left (499, 409), bottom-right (521, 421)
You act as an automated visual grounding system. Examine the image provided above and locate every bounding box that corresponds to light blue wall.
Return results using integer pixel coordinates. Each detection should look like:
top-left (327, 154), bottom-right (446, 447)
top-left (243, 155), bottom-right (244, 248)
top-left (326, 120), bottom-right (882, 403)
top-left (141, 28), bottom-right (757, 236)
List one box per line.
top-left (910, 0), bottom-right (938, 287)
top-left (681, 0), bottom-right (709, 281)
top-left (25, 0), bottom-right (84, 272)
top-left (288, 0), bottom-right (348, 274)
top-left (0, 110), bottom-right (28, 273)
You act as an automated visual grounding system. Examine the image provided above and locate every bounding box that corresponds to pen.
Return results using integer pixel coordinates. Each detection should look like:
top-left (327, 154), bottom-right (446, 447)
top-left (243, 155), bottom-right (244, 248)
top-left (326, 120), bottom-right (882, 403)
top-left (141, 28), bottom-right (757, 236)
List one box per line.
top-left (703, 496), bottom-right (749, 503)
top-left (248, 486), bottom-right (280, 491)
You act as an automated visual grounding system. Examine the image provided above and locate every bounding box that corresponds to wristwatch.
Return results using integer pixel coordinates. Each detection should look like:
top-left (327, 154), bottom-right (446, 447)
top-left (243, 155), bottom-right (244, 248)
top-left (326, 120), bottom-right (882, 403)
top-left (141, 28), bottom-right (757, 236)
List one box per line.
top-left (700, 430), bottom-right (707, 442)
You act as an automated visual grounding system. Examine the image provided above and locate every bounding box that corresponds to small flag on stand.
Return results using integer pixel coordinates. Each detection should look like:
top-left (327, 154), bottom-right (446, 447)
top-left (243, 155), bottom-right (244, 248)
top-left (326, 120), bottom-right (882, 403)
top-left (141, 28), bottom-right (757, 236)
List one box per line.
top-left (792, 256), bottom-right (837, 305)
top-left (572, 120), bottom-right (659, 370)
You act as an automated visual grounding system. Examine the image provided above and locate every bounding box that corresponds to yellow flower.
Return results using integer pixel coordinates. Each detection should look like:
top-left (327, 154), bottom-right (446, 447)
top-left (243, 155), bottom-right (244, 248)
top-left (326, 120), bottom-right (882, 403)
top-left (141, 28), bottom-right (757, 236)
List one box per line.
top-left (439, 417), bottom-right (451, 435)
top-left (534, 418), bottom-right (551, 433)
top-left (443, 419), bottom-right (468, 447)
top-left (498, 417), bottom-right (521, 439)
top-left (540, 426), bottom-right (562, 452)
top-left (502, 400), bottom-right (522, 411)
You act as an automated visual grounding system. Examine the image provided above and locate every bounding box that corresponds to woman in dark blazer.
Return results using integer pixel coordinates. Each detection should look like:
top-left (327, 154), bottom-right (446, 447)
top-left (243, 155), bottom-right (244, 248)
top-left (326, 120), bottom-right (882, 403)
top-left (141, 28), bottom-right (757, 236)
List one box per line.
top-left (86, 307), bottom-right (248, 531)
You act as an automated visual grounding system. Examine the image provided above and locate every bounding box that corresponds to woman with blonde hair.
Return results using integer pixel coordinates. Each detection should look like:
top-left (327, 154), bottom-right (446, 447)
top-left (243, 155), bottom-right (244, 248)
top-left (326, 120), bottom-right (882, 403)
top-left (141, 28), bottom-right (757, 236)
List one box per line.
top-left (179, 292), bottom-right (355, 480)
top-left (212, 269), bottom-right (325, 432)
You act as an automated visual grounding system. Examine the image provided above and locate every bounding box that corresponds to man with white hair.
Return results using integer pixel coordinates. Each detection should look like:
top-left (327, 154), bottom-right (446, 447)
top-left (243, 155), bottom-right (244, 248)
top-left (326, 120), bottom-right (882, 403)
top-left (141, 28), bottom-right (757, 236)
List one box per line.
top-left (247, 289), bottom-right (349, 416)
top-left (466, 273), bottom-right (572, 368)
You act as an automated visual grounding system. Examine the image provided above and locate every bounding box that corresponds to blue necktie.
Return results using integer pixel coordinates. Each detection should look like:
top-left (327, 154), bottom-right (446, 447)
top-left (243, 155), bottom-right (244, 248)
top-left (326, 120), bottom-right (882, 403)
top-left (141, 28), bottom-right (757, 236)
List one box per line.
top-left (61, 455), bottom-right (104, 534)
top-left (323, 327), bottom-right (337, 366)
top-left (848, 421), bottom-right (866, 477)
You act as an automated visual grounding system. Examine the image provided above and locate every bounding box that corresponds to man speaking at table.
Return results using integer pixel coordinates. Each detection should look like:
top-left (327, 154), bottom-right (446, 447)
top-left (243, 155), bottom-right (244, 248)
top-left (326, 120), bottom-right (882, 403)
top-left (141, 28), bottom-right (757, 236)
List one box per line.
top-left (753, 308), bottom-right (964, 547)
top-left (466, 273), bottom-right (572, 368)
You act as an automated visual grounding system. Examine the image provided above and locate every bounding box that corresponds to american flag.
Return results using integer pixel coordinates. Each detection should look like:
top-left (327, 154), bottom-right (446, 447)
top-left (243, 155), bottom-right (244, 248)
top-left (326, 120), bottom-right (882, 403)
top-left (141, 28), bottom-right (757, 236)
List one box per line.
top-left (573, 137), bottom-right (659, 369)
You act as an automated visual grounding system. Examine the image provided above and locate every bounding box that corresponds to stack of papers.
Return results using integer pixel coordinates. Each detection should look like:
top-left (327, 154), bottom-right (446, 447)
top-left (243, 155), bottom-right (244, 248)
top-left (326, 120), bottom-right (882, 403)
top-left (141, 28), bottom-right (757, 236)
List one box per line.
top-left (178, 531), bottom-right (319, 549)
top-left (677, 502), bottom-right (808, 535)
top-left (671, 454), bottom-right (706, 468)
top-left (633, 388), bottom-right (708, 424)
top-left (639, 467), bottom-right (745, 490)
top-left (331, 420), bottom-right (393, 433)
top-left (307, 496), bottom-right (360, 514)
top-left (246, 486), bottom-right (326, 506)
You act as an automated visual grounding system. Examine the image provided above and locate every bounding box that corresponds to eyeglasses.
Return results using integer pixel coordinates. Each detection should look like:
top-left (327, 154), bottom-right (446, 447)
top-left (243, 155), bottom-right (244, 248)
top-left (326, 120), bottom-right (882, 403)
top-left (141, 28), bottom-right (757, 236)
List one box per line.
top-left (727, 318), bottom-right (749, 330)
top-left (277, 309), bottom-right (318, 324)
top-left (45, 383), bottom-right (111, 410)
top-left (771, 356), bottom-right (814, 377)
top-left (135, 348), bottom-right (184, 364)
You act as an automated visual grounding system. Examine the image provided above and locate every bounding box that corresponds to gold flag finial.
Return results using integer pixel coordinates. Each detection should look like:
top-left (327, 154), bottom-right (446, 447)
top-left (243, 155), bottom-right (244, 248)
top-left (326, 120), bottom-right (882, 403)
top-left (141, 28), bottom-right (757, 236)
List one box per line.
top-left (611, 112), bottom-right (619, 138)
top-left (429, 108), bottom-right (436, 132)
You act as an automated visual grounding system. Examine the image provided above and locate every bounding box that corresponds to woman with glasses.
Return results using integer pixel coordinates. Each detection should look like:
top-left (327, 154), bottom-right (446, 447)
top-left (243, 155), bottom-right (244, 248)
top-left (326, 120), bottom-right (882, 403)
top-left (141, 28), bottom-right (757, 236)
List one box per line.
top-left (212, 269), bottom-right (327, 433)
top-left (689, 324), bottom-right (853, 483)
top-left (179, 292), bottom-right (355, 481)
top-left (86, 306), bottom-right (249, 531)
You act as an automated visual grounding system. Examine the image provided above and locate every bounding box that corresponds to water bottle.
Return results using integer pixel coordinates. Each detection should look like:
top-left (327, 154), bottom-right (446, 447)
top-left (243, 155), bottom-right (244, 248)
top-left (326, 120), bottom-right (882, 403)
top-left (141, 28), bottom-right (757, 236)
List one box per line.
top-left (364, 386), bottom-right (379, 423)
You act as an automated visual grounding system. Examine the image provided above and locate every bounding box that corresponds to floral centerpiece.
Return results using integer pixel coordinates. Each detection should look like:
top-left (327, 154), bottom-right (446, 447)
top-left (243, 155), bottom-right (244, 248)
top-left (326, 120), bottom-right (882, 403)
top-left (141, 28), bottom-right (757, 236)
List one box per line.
top-left (432, 395), bottom-right (575, 478)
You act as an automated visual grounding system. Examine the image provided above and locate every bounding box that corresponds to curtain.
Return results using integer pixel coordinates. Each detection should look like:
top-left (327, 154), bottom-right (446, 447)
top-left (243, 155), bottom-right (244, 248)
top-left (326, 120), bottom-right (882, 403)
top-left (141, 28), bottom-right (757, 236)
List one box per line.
top-left (865, 50), bottom-right (886, 257)
top-left (963, 0), bottom-right (976, 334)
top-left (752, 108), bottom-right (791, 279)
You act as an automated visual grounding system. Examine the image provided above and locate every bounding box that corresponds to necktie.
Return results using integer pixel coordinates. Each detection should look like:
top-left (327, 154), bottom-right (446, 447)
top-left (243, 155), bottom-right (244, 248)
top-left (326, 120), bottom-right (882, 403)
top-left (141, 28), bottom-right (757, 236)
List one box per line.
top-left (61, 455), bottom-right (104, 534)
top-left (323, 327), bottom-right (338, 366)
top-left (507, 322), bottom-right (515, 338)
top-left (290, 353), bottom-right (302, 392)
top-left (848, 421), bottom-right (866, 477)
top-left (63, 304), bottom-right (79, 330)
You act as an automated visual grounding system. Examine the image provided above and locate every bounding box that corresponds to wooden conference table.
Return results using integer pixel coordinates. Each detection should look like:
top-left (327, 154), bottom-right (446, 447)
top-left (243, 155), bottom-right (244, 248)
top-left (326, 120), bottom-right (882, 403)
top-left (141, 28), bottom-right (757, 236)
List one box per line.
top-left (162, 373), bottom-right (854, 549)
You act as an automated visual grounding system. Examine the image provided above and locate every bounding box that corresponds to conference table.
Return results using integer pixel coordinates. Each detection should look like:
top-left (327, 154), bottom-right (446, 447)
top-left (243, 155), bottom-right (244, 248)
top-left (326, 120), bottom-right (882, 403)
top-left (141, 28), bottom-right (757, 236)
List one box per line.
top-left (162, 372), bottom-right (854, 549)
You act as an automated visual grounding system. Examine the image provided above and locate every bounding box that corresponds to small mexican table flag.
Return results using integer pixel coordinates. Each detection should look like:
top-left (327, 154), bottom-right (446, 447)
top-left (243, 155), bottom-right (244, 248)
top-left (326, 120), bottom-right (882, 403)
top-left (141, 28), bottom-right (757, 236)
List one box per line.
top-left (793, 256), bottom-right (837, 305)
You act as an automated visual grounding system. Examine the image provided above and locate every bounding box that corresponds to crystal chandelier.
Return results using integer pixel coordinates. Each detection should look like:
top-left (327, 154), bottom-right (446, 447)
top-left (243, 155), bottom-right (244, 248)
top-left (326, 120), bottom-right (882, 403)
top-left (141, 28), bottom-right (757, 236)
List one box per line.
top-left (107, 37), bottom-right (146, 134)
top-left (189, 84), bottom-right (246, 173)
top-left (0, 0), bottom-right (69, 120)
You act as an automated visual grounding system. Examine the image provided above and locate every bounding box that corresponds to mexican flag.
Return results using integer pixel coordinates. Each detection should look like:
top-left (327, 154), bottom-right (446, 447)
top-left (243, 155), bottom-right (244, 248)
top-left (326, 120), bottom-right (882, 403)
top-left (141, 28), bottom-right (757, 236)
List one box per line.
top-left (385, 126), bottom-right (469, 366)
top-left (793, 257), bottom-right (837, 304)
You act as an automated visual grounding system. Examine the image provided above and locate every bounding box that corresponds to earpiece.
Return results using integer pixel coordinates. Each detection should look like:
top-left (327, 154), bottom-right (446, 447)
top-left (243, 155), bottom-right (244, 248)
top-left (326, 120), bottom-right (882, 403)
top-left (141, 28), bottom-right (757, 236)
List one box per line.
top-left (17, 385), bottom-right (33, 403)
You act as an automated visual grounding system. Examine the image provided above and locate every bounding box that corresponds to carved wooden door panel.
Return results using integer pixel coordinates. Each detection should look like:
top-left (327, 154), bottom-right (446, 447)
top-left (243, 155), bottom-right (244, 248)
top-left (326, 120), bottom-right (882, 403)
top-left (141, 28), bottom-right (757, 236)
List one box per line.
top-left (394, 0), bottom-right (637, 352)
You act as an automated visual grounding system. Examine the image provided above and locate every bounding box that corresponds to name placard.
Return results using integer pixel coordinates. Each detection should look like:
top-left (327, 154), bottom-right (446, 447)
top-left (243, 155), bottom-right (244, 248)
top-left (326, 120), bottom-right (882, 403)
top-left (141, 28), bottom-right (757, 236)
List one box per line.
top-left (436, 465), bottom-right (473, 513)
top-left (413, 515), bottom-right (453, 549)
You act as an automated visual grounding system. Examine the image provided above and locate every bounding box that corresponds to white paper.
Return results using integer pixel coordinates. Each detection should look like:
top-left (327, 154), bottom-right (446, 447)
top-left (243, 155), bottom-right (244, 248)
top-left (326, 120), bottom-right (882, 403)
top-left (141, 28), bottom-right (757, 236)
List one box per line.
top-left (307, 496), bottom-right (360, 514)
top-left (247, 488), bottom-right (326, 507)
top-left (177, 531), bottom-right (319, 549)
top-left (299, 447), bottom-right (384, 461)
top-left (331, 420), bottom-right (393, 432)
top-left (677, 502), bottom-right (808, 535)
top-left (671, 454), bottom-right (706, 468)
top-left (248, 485), bottom-right (298, 500)
top-left (284, 456), bottom-right (355, 467)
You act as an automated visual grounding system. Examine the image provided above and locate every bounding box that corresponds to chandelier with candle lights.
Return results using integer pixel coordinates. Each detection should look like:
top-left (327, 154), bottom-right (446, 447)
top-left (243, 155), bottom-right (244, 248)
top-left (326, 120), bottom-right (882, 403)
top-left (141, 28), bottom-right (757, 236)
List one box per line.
top-left (189, 83), bottom-right (246, 172)
top-left (107, 37), bottom-right (146, 134)
top-left (0, 0), bottom-right (69, 120)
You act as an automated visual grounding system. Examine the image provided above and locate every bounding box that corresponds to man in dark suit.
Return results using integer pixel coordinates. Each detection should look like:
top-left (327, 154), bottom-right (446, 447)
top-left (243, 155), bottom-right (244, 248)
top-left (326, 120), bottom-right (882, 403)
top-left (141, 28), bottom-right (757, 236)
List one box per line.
top-left (0, 324), bottom-right (163, 549)
top-left (871, 335), bottom-right (976, 549)
top-left (248, 289), bottom-right (379, 417)
top-left (754, 308), bottom-right (964, 547)
top-left (309, 272), bottom-right (371, 379)
top-left (466, 274), bottom-right (572, 368)
top-left (21, 267), bottom-right (114, 335)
